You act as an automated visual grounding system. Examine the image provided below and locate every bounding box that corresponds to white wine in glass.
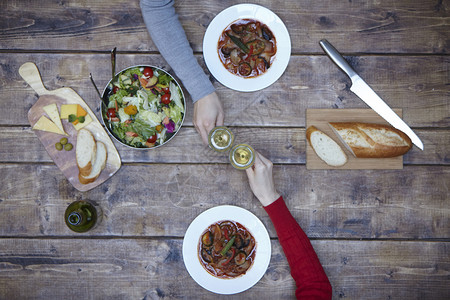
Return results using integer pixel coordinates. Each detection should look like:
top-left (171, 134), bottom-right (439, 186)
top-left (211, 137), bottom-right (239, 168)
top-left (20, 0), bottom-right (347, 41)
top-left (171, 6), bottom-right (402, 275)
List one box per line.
top-left (208, 126), bottom-right (234, 152)
top-left (229, 144), bottom-right (255, 170)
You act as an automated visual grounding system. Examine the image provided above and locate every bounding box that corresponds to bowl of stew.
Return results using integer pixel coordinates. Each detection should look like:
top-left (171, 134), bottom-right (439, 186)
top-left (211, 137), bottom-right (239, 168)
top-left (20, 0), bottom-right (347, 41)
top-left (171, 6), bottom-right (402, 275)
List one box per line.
top-left (182, 205), bottom-right (271, 294)
top-left (203, 4), bottom-right (291, 92)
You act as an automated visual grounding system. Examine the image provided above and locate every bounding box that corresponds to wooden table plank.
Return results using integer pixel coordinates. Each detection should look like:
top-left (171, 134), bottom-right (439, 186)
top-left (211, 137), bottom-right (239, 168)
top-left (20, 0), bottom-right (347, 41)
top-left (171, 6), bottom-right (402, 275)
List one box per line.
top-left (0, 127), bottom-right (447, 165)
top-left (2, 53), bottom-right (449, 128)
top-left (0, 164), bottom-right (447, 239)
top-left (0, 239), bottom-right (447, 299)
top-left (0, 0), bottom-right (448, 54)
top-left (0, 0), bottom-right (448, 299)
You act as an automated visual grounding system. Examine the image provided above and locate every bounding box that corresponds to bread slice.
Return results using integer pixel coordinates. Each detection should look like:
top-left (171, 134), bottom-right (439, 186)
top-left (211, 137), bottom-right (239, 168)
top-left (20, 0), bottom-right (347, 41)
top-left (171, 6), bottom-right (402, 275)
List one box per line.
top-left (329, 122), bottom-right (412, 158)
top-left (306, 126), bottom-right (348, 167)
top-left (76, 129), bottom-right (96, 176)
top-left (79, 141), bottom-right (107, 184)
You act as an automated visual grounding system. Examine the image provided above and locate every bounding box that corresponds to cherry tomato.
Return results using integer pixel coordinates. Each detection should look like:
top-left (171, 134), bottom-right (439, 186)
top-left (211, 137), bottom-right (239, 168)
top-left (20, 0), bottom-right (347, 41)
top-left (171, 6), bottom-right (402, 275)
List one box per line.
top-left (162, 87), bottom-right (170, 93)
top-left (112, 86), bottom-right (119, 94)
top-left (161, 93), bottom-right (171, 104)
top-left (143, 67), bottom-right (153, 78)
top-left (107, 108), bottom-right (116, 118)
top-left (147, 134), bottom-right (157, 143)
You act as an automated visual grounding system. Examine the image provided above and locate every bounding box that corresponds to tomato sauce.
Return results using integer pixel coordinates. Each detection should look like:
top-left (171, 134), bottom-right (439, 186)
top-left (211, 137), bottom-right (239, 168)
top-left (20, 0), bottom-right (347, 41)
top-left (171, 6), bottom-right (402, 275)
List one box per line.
top-left (217, 19), bottom-right (277, 78)
top-left (198, 220), bottom-right (256, 278)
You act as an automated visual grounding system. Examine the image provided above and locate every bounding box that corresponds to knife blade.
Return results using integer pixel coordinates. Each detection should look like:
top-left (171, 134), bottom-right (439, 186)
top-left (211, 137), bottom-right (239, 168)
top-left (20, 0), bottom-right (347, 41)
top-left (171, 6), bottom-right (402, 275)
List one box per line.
top-left (319, 39), bottom-right (424, 150)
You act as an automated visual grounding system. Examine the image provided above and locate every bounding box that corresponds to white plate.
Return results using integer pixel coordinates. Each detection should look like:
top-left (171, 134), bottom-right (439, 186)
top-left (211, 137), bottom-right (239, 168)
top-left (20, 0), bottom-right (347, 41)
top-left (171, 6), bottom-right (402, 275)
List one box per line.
top-left (203, 4), bottom-right (291, 92)
top-left (182, 205), bottom-right (271, 295)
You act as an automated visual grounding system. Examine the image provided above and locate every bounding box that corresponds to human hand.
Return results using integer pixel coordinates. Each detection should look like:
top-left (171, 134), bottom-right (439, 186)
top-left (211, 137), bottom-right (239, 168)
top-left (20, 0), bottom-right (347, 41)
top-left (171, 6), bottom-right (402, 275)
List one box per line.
top-left (246, 151), bottom-right (281, 207)
top-left (193, 92), bottom-right (225, 145)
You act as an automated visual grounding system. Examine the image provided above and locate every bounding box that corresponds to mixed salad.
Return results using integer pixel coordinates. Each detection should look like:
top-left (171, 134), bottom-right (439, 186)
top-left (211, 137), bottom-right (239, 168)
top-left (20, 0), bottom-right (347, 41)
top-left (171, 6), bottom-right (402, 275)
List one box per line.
top-left (103, 66), bottom-right (185, 148)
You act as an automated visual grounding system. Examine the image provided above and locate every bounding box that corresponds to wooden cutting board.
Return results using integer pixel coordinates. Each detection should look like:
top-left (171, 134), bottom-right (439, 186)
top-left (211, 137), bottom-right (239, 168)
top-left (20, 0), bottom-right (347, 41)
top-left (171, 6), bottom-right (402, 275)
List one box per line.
top-left (19, 62), bottom-right (121, 191)
top-left (306, 109), bottom-right (404, 170)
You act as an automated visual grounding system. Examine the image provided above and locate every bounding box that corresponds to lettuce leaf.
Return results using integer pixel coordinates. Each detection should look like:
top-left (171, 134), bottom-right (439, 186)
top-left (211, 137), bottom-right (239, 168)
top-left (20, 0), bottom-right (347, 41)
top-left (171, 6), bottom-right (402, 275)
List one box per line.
top-left (170, 105), bottom-right (183, 124)
top-left (158, 73), bottom-right (172, 85)
top-left (169, 81), bottom-right (184, 112)
top-left (129, 119), bottom-right (156, 140)
top-left (138, 110), bottom-right (162, 126)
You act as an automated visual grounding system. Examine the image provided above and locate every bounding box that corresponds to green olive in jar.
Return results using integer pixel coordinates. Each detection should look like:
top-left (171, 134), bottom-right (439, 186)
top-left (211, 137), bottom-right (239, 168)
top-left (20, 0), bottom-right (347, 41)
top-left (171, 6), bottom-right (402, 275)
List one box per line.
top-left (64, 143), bottom-right (73, 151)
top-left (55, 142), bottom-right (63, 151)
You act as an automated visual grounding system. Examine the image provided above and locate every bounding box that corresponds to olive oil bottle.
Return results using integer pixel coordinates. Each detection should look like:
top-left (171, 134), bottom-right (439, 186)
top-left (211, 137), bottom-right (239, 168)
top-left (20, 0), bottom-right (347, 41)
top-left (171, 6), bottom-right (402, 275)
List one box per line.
top-left (64, 200), bottom-right (98, 233)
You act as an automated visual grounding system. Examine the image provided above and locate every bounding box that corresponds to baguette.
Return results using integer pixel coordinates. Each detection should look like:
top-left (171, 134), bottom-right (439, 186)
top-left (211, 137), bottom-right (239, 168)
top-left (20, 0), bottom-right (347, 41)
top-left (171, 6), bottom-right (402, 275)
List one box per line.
top-left (79, 141), bottom-right (107, 184)
top-left (306, 126), bottom-right (348, 167)
top-left (329, 122), bottom-right (412, 158)
top-left (76, 129), bottom-right (97, 176)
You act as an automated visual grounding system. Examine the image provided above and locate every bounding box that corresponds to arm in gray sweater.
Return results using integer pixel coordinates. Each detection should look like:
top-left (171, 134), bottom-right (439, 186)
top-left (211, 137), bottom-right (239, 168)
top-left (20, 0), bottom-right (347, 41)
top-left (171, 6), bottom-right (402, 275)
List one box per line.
top-left (140, 0), bottom-right (215, 102)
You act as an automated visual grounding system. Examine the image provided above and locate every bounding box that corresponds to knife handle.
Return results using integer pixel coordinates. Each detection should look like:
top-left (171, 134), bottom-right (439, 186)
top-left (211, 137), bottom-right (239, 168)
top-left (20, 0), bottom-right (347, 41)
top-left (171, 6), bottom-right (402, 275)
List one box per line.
top-left (319, 39), bottom-right (357, 79)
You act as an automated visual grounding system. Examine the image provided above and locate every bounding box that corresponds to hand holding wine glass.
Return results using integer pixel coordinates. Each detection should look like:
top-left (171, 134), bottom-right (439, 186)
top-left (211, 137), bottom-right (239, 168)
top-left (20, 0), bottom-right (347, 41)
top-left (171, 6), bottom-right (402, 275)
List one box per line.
top-left (245, 151), bottom-right (280, 207)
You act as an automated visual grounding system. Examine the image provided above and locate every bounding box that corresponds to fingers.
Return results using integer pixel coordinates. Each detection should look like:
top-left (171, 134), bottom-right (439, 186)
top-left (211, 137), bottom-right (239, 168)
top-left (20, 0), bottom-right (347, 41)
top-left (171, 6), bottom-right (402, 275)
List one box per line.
top-left (245, 165), bottom-right (254, 178)
top-left (247, 152), bottom-right (262, 177)
top-left (197, 124), bottom-right (209, 145)
top-left (216, 110), bottom-right (225, 127)
top-left (253, 151), bottom-right (272, 170)
top-left (196, 115), bottom-right (225, 145)
top-left (259, 153), bottom-right (273, 170)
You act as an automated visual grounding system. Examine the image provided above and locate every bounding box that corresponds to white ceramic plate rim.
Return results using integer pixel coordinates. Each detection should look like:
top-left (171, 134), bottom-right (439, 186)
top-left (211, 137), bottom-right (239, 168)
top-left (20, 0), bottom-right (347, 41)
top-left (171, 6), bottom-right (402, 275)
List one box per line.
top-left (203, 4), bottom-right (291, 92)
top-left (182, 205), bottom-right (271, 295)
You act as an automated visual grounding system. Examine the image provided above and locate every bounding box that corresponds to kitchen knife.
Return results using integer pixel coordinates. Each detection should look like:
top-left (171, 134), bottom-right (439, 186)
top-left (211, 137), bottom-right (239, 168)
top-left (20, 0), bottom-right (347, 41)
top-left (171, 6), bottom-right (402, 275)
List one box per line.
top-left (319, 39), bottom-right (424, 150)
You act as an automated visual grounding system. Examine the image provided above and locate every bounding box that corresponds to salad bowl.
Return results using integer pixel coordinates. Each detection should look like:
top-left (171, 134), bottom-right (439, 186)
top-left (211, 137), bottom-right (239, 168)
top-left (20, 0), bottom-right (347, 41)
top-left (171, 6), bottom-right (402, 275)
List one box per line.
top-left (101, 65), bottom-right (185, 149)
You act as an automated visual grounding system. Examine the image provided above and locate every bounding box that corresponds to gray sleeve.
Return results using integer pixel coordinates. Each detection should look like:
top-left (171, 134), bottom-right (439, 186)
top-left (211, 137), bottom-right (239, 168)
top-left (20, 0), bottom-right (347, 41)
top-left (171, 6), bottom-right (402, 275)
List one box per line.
top-left (140, 0), bottom-right (215, 103)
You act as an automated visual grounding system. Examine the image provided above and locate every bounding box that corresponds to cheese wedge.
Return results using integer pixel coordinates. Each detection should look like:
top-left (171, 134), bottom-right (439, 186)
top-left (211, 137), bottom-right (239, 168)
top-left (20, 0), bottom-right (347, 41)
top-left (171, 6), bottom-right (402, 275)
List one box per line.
top-left (73, 113), bottom-right (93, 130)
top-left (60, 104), bottom-right (78, 119)
top-left (73, 105), bottom-right (88, 125)
top-left (61, 104), bottom-right (92, 130)
top-left (77, 104), bottom-right (88, 117)
top-left (32, 116), bottom-right (66, 135)
top-left (43, 103), bottom-right (67, 135)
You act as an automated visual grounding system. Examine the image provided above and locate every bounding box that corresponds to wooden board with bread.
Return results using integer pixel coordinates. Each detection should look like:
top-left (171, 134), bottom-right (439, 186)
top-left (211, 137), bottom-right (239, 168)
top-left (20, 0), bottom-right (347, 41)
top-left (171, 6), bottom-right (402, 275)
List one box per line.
top-left (306, 109), bottom-right (411, 170)
top-left (19, 62), bottom-right (121, 191)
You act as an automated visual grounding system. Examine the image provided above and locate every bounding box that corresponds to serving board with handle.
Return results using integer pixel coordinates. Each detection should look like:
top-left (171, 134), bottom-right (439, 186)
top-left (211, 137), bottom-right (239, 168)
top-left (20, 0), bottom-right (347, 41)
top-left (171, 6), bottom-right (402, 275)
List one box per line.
top-left (306, 108), bottom-right (404, 170)
top-left (19, 62), bottom-right (121, 192)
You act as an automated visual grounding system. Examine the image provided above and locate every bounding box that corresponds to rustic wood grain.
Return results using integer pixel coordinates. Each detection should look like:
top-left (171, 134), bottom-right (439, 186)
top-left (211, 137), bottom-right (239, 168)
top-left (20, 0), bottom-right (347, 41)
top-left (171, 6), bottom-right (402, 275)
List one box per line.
top-left (0, 164), bottom-right (447, 239)
top-left (0, 127), bottom-right (447, 165)
top-left (2, 53), bottom-right (449, 128)
top-left (0, 0), bottom-right (448, 299)
top-left (0, 239), bottom-right (448, 299)
top-left (0, 0), bottom-right (448, 53)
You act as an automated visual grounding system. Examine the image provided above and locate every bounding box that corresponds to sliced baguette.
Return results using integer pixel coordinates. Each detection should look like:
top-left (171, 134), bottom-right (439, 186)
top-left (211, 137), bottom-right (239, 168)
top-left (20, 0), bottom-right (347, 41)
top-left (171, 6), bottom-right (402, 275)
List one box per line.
top-left (76, 129), bottom-right (96, 176)
top-left (329, 122), bottom-right (412, 158)
top-left (306, 126), bottom-right (348, 167)
top-left (79, 141), bottom-right (107, 184)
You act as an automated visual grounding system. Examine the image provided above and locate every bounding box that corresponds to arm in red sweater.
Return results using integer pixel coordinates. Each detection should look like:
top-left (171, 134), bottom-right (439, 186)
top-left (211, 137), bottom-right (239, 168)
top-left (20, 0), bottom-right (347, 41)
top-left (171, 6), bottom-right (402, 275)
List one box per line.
top-left (264, 196), bottom-right (332, 299)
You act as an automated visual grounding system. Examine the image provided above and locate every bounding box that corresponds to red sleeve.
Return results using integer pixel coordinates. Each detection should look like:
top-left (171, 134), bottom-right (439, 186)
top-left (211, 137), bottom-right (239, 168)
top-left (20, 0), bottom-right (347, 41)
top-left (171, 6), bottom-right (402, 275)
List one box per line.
top-left (264, 196), bottom-right (332, 299)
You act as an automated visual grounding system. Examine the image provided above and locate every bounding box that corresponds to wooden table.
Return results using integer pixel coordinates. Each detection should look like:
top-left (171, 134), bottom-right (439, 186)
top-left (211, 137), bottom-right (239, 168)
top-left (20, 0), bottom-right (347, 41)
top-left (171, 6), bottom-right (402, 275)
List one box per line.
top-left (0, 0), bottom-right (449, 299)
